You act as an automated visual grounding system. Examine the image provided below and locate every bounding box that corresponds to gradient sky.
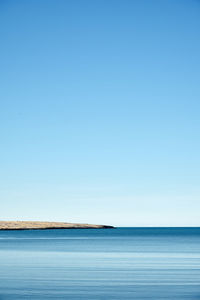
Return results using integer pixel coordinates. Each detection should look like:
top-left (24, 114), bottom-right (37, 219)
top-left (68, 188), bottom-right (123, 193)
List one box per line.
top-left (0, 0), bottom-right (200, 226)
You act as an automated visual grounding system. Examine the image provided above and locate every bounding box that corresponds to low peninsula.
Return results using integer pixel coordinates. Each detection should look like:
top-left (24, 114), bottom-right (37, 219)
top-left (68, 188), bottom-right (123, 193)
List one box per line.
top-left (0, 221), bottom-right (114, 230)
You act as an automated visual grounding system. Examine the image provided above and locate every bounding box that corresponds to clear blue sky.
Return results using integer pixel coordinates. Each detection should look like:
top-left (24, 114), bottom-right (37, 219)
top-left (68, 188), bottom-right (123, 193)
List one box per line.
top-left (0, 0), bottom-right (200, 226)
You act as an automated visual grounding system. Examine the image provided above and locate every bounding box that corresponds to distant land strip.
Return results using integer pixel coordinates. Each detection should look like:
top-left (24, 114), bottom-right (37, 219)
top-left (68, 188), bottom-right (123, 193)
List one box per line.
top-left (0, 221), bottom-right (114, 230)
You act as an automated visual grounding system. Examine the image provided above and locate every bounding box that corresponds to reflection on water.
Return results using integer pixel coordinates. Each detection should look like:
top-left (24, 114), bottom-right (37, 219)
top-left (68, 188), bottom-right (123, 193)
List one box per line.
top-left (0, 228), bottom-right (200, 299)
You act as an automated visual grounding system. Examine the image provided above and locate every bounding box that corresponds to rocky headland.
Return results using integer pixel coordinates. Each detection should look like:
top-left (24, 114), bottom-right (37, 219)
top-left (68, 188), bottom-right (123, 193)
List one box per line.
top-left (0, 221), bottom-right (114, 230)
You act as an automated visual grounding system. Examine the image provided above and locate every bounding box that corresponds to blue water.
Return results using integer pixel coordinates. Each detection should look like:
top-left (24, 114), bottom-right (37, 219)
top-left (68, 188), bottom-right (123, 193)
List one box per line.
top-left (0, 227), bottom-right (200, 299)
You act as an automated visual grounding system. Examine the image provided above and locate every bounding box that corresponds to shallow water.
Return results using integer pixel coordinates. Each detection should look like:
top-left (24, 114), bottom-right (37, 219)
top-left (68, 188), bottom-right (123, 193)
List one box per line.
top-left (0, 227), bottom-right (200, 299)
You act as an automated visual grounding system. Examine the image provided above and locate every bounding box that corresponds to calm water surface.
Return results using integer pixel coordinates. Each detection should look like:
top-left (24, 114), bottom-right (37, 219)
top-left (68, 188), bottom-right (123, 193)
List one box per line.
top-left (0, 227), bottom-right (200, 299)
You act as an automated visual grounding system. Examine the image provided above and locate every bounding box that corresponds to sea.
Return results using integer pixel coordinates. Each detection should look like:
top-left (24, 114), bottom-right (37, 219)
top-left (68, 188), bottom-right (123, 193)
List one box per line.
top-left (0, 227), bottom-right (200, 299)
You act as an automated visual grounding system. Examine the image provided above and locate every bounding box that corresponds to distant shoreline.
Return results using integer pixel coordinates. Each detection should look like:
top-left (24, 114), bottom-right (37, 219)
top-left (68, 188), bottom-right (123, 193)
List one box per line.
top-left (0, 221), bottom-right (114, 230)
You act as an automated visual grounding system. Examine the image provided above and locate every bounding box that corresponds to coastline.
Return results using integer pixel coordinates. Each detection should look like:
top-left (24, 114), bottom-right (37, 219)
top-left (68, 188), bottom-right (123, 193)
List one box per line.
top-left (0, 221), bottom-right (114, 230)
